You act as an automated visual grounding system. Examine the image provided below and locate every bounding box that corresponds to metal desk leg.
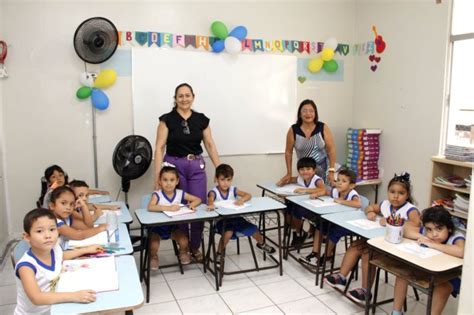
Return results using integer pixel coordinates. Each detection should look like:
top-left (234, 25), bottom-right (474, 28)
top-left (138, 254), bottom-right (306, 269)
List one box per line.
top-left (146, 227), bottom-right (151, 303)
top-left (374, 185), bottom-right (379, 204)
top-left (219, 219), bottom-right (227, 287)
top-left (320, 221), bottom-right (331, 288)
top-left (315, 215), bottom-right (323, 286)
top-left (139, 225), bottom-right (144, 282)
top-left (276, 210), bottom-right (283, 276)
top-left (427, 276), bottom-right (434, 315)
top-left (365, 248), bottom-right (374, 315)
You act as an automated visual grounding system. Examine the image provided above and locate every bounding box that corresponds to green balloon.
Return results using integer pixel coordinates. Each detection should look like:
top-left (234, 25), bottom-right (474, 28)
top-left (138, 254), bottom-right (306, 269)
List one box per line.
top-left (76, 86), bottom-right (92, 99)
top-left (211, 21), bottom-right (228, 40)
top-left (323, 60), bottom-right (339, 73)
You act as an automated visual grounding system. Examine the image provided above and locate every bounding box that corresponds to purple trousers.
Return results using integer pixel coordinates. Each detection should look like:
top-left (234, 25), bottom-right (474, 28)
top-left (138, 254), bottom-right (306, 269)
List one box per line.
top-left (164, 154), bottom-right (207, 251)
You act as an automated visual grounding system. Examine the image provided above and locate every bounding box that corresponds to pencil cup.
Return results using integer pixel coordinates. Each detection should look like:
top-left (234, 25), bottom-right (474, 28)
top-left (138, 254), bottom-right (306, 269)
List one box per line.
top-left (106, 212), bottom-right (119, 243)
top-left (384, 224), bottom-right (403, 244)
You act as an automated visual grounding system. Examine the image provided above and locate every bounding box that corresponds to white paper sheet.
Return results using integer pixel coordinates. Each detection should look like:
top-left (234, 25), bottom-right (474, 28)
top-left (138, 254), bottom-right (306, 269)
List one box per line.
top-left (395, 242), bottom-right (441, 259)
top-left (67, 230), bottom-right (109, 248)
top-left (214, 200), bottom-right (251, 210)
top-left (304, 199), bottom-right (338, 208)
top-left (347, 218), bottom-right (382, 230)
top-left (163, 207), bottom-right (195, 217)
top-left (97, 209), bottom-right (123, 217)
top-left (57, 256), bottom-right (119, 293)
top-left (275, 184), bottom-right (302, 194)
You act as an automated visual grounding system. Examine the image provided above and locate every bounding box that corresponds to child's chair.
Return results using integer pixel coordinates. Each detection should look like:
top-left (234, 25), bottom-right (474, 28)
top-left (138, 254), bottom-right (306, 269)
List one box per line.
top-left (11, 240), bottom-right (30, 268)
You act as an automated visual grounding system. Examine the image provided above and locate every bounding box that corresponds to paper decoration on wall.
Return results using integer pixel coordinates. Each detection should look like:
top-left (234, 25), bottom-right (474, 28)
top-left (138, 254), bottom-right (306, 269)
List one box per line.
top-left (210, 21), bottom-right (248, 54)
top-left (0, 40), bottom-right (8, 78)
top-left (76, 69), bottom-right (117, 110)
top-left (369, 26), bottom-right (386, 72)
top-left (307, 38), bottom-right (339, 74)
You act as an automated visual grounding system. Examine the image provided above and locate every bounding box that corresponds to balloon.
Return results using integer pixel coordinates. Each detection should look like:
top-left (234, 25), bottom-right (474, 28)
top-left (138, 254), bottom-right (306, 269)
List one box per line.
top-left (321, 48), bottom-right (335, 61)
top-left (229, 26), bottom-right (248, 41)
top-left (307, 58), bottom-right (323, 73)
top-left (324, 38), bottom-right (338, 50)
top-left (94, 69), bottom-right (117, 89)
top-left (76, 86), bottom-right (92, 99)
top-left (212, 39), bottom-right (225, 53)
top-left (91, 88), bottom-right (109, 110)
top-left (323, 60), bottom-right (339, 73)
top-left (211, 21), bottom-right (228, 40)
top-left (79, 72), bottom-right (95, 87)
top-left (224, 36), bottom-right (241, 54)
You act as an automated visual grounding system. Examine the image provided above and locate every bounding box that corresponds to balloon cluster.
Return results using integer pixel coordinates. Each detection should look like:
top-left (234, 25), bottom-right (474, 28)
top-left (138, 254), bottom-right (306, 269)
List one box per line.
top-left (76, 69), bottom-right (117, 110)
top-left (307, 38), bottom-right (339, 74)
top-left (210, 21), bottom-right (248, 54)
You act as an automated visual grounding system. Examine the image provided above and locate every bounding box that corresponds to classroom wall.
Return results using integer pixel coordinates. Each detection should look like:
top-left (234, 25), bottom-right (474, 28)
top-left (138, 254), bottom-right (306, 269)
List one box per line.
top-left (352, 0), bottom-right (450, 208)
top-left (0, 3), bottom-right (10, 246)
top-left (1, 0), bottom-right (356, 232)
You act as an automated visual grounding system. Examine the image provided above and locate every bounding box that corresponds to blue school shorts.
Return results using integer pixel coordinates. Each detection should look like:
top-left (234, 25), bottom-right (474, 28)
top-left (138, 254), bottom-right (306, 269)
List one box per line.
top-left (449, 278), bottom-right (461, 297)
top-left (151, 224), bottom-right (175, 240)
top-left (291, 204), bottom-right (318, 221)
top-left (216, 217), bottom-right (258, 239)
top-left (314, 221), bottom-right (350, 244)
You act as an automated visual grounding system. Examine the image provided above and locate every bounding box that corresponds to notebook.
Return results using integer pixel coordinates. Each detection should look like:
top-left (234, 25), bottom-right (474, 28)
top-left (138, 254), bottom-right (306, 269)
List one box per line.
top-left (57, 256), bottom-right (119, 293)
top-left (163, 206), bottom-right (195, 217)
top-left (67, 230), bottom-right (109, 248)
top-left (214, 199), bottom-right (251, 210)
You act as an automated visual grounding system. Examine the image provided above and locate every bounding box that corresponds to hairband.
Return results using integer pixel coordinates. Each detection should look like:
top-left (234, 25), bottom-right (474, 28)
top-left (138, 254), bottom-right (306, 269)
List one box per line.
top-left (393, 172), bottom-right (410, 183)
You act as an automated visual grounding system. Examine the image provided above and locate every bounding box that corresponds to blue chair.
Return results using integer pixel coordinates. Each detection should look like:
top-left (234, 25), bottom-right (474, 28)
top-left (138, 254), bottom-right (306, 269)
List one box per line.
top-left (11, 240), bottom-right (30, 268)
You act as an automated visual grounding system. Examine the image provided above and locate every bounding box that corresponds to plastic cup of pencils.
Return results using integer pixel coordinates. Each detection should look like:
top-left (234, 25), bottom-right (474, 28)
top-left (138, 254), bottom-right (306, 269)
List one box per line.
top-left (106, 212), bottom-right (119, 243)
top-left (385, 223), bottom-right (403, 244)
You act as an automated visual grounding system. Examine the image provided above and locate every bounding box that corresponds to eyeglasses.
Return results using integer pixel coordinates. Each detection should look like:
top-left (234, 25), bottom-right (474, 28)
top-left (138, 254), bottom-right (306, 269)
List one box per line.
top-left (182, 120), bottom-right (190, 135)
top-left (301, 109), bottom-right (315, 114)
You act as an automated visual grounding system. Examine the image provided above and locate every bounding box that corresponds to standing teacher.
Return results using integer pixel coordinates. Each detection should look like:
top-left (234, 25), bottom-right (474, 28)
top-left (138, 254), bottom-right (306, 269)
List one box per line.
top-left (278, 99), bottom-right (337, 185)
top-left (154, 83), bottom-right (221, 262)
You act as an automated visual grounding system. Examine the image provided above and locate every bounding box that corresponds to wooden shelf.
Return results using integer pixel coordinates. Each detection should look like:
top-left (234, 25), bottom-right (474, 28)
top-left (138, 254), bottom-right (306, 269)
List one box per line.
top-left (447, 209), bottom-right (468, 220)
top-left (431, 156), bottom-right (474, 169)
top-left (431, 182), bottom-right (470, 195)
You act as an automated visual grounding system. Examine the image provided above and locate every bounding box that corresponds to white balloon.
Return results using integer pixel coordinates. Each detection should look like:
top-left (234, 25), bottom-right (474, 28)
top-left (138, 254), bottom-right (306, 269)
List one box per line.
top-left (79, 72), bottom-right (96, 87)
top-left (225, 36), bottom-right (241, 54)
top-left (324, 38), bottom-right (338, 50)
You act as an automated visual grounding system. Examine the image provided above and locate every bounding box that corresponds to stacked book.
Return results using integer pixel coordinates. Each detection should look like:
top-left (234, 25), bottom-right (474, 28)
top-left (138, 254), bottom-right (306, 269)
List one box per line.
top-left (346, 128), bottom-right (381, 181)
top-left (453, 193), bottom-right (469, 214)
top-left (433, 175), bottom-right (466, 188)
top-left (444, 145), bottom-right (474, 162)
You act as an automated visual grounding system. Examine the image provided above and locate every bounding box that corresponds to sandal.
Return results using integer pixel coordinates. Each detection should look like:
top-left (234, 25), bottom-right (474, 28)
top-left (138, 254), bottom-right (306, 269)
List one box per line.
top-left (179, 251), bottom-right (191, 265)
top-left (150, 255), bottom-right (159, 270)
top-left (191, 249), bottom-right (204, 263)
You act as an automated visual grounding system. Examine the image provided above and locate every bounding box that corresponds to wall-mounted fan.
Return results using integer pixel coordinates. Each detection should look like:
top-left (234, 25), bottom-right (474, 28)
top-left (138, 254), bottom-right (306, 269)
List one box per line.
top-left (74, 17), bottom-right (118, 64)
top-left (112, 135), bottom-right (152, 204)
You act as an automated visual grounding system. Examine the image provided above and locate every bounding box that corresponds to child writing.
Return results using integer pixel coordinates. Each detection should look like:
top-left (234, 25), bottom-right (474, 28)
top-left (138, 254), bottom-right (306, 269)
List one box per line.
top-left (209, 164), bottom-right (276, 258)
top-left (391, 206), bottom-right (465, 315)
top-left (15, 208), bottom-right (103, 315)
top-left (49, 186), bottom-right (107, 249)
top-left (147, 166), bottom-right (201, 270)
top-left (276, 157), bottom-right (326, 247)
top-left (299, 169), bottom-right (362, 267)
top-left (69, 180), bottom-right (120, 230)
top-left (325, 173), bottom-right (421, 304)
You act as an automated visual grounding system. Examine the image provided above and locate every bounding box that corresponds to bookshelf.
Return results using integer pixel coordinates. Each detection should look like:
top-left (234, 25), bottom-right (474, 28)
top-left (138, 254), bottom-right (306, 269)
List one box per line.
top-left (430, 156), bottom-right (473, 220)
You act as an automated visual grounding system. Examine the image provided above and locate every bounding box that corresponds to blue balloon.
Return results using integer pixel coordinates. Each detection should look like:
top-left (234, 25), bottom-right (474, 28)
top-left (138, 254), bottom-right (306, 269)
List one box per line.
top-left (229, 26), bottom-right (248, 41)
top-left (91, 88), bottom-right (109, 110)
top-left (212, 39), bottom-right (225, 53)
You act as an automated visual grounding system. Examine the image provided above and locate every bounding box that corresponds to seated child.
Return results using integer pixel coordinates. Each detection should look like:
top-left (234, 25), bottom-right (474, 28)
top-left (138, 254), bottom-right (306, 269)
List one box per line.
top-left (276, 157), bottom-right (326, 247)
top-left (299, 169), bottom-right (361, 267)
top-left (391, 206), bottom-right (465, 315)
top-left (325, 173), bottom-right (421, 304)
top-left (39, 165), bottom-right (109, 208)
top-left (69, 180), bottom-right (120, 230)
top-left (49, 186), bottom-right (107, 249)
top-left (147, 166), bottom-right (201, 270)
top-left (15, 208), bottom-right (103, 315)
top-left (209, 164), bottom-right (276, 259)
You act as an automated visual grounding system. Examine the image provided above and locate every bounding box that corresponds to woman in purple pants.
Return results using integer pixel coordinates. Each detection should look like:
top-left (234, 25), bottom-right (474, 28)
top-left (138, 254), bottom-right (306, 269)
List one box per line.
top-left (154, 83), bottom-right (221, 262)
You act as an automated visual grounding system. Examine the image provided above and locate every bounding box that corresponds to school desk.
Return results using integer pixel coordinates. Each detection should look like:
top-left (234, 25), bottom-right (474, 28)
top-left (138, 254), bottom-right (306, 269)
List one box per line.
top-left (134, 205), bottom-right (219, 302)
top-left (365, 236), bottom-right (463, 315)
top-left (209, 196), bottom-right (285, 288)
top-left (320, 210), bottom-right (386, 289)
top-left (94, 201), bottom-right (133, 225)
top-left (51, 255), bottom-right (143, 314)
top-left (88, 193), bottom-right (112, 204)
top-left (285, 195), bottom-right (357, 284)
top-left (65, 223), bottom-right (133, 256)
top-left (355, 179), bottom-right (382, 203)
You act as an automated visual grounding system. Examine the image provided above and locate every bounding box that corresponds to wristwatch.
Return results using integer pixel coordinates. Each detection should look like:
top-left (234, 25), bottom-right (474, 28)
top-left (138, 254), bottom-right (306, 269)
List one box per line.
top-left (328, 167), bottom-right (335, 172)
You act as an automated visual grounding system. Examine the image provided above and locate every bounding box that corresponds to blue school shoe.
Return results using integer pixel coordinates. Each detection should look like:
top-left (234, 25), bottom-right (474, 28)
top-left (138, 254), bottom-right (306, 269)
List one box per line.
top-left (347, 287), bottom-right (372, 304)
top-left (324, 273), bottom-right (347, 290)
top-left (256, 242), bottom-right (276, 254)
top-left (298, 251), bottom-right (318, 267)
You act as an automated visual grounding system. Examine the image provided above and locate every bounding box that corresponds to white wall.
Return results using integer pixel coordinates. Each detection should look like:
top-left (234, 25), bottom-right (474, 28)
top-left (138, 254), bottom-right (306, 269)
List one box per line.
top-left (1, 0), bottom-right (356, 232)
top-left (352, 0), bottom-right (450, 207)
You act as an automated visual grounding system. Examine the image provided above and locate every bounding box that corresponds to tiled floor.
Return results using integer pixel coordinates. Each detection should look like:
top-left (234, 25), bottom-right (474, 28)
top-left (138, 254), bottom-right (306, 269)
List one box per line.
top-left (0, 228), bottom-right (460, 314)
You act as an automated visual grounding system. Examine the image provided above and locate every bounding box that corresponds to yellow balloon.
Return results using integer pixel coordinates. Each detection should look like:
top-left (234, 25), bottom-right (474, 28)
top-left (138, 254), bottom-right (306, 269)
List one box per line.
top-left (94, 69), bottom-right (117, 89)
top-left (308, 58), bottom-right (323, 73)
top-left (321, 48), bottom-right (335, 61)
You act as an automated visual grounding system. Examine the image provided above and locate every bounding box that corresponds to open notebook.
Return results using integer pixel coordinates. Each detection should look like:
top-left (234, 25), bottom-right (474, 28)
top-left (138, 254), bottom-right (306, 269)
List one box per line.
top-left (163, 206), bottom-right (195, 217)
top-left (56, 256), bottom-right (119, 293)
top-left (67, 230), bottom-right (109, 248)
top-left (214, 200), bottom-right (251, 210)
